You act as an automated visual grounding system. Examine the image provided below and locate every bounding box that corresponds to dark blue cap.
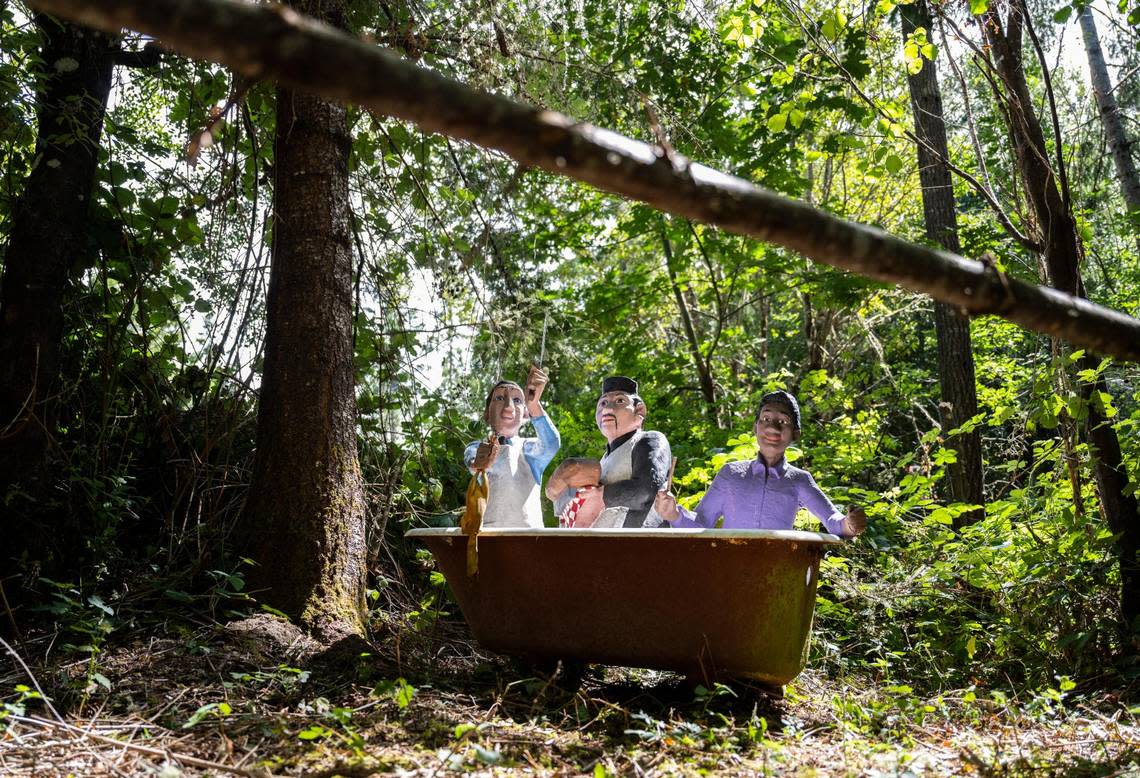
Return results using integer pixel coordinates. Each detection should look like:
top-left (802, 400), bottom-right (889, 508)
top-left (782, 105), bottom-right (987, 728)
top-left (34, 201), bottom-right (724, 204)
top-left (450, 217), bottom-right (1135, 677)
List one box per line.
top-left (601, 376), bottom-right (638, 395)
top-left (757, 390), bottom-right (800, 429)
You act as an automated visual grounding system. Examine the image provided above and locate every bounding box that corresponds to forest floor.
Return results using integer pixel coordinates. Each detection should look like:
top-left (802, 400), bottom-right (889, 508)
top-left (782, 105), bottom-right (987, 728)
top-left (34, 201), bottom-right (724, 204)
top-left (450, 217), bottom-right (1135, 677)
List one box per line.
top-left (3, 607), bottom-right (1140, 777)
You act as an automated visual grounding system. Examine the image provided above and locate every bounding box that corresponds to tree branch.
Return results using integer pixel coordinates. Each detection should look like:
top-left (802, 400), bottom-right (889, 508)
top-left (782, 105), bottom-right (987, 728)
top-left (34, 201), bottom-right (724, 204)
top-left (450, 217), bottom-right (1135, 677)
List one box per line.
top-left (26, 0), bottom-right (1140, 361)
top-left (1020, 0), bottom-right (1072, 214)
top-left (113, 39), bottom-right (161, 67)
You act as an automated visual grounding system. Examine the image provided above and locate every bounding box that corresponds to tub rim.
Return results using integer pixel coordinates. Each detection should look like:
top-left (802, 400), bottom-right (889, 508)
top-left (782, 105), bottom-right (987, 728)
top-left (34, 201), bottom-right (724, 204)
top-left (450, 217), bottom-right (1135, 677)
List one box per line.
top-left (406, 526), bottom-right (844, 545)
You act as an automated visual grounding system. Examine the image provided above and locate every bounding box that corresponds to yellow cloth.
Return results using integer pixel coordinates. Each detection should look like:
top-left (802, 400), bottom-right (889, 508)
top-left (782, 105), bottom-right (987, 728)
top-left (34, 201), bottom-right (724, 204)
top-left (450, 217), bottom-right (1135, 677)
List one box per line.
top-left (461, 472), bottom-right (488, 576)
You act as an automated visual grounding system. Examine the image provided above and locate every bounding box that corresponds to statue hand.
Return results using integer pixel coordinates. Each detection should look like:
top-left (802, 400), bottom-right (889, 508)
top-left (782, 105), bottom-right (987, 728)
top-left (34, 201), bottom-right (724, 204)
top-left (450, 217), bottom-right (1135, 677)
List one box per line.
top-left (842, 507), bottom-right (867, 537)
top-left (526, 364), bottom-right (548, 407)
top-left (654, 491), bottom-right (680, 522)
top-left (471, 435), bottom-right (500, 471)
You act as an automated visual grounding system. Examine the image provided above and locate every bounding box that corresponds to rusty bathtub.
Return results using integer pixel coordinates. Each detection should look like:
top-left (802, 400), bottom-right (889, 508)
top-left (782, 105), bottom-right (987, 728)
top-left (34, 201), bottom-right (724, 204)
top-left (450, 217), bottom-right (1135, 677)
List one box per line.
top-left (406, 527), bottom-right (843, 685)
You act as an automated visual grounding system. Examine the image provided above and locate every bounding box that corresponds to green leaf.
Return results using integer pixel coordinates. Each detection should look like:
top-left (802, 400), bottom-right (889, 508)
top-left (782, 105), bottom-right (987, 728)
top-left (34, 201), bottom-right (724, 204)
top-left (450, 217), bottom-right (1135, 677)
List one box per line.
top-left (297, 725), bottom-right (330, 740)
top-left (928, 507), bottom-right (955, 525)
top-left (473, 745), bottom-right (501, 764)
top-left (87, 595), bottom-right (113, 615)
top-left (820, 9), bottom-right (846, 41)
top-left (183, 703), bottom-right (218, 728)
top-left (1095, 390), bottom-right (1118, 418)
top-left (394, 679), bottom-right (416, 708)
top-left (884, 154), bottom-right (904, 175)
top-left (969, 0), bottom-right (990, 13)
top-left (767, 112), bottom-right (788, 132)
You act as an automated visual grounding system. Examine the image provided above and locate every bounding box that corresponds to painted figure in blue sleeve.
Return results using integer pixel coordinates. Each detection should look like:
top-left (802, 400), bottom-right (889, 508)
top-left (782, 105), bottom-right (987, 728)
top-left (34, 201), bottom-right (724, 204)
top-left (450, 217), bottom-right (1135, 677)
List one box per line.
top-left (465, 365), bottom-right (560, 528)
top-left (545, 376), bottom-right (672, 528)
top-left (654, 390), bottom-right (866, 537)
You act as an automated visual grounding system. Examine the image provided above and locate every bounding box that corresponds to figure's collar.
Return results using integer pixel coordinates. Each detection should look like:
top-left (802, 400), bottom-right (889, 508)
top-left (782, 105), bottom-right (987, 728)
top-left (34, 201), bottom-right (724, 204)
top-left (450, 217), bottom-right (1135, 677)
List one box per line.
top-left (497, 435), bottom-right (517, 445)
top-left (752, 455), bottom-right (788, 477)
top-left (605, 430), bottom-right (638, 454)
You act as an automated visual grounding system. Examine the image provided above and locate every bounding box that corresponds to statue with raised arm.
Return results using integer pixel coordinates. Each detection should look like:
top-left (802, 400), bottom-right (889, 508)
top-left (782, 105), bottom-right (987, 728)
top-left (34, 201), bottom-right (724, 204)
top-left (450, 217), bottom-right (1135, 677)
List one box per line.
top-left (464, 366), bottom-right (560, 528)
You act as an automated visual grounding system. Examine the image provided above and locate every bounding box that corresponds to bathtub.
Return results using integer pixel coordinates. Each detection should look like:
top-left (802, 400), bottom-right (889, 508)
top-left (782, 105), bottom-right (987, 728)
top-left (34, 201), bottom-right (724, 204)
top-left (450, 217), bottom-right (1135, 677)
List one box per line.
top-left (406, 527), bottom-right (842, 685)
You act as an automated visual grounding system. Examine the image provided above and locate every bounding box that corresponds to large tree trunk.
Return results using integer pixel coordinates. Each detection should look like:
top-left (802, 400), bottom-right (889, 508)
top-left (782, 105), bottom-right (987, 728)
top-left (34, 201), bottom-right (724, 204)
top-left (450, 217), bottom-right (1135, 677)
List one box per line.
top-left (1079, 5), bottom-right (1140, 255)
top-left (243, 0), bottom-right (368, 641)
top-left (984, 1), bottom-right (1140, 629)
top-left (0, 15), bottom-right (115, 491)
top-left (901, 0), bottom-right (984, 527)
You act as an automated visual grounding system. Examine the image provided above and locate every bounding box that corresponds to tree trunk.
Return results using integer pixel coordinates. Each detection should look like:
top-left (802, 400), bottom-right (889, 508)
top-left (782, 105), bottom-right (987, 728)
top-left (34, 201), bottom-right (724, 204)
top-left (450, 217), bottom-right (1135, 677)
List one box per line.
top-left (803, 301), bottom-right (834, 375)
top-left (1079, 5), bottom-right (1140, 255)
top-left (984, 2), bottom-right (1140, 629)
top-left (243, 0), bottom-right (368, 641)
top-left (983, 6), bottom-right (1082, 296)
top-left (902, 0), bottom-right (985, 527)
top-left (0, 15), bottom-right (115, 490)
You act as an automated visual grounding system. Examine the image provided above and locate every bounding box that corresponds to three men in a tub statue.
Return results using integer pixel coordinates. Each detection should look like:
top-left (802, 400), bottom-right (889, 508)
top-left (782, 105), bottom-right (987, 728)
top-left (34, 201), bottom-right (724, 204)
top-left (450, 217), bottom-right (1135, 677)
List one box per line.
top-left (654, 390), bottom-right (866, 537)
top-left (545, 376), bottom-right (672, 528)
top-left (465, 366), bottom-right (560, 528)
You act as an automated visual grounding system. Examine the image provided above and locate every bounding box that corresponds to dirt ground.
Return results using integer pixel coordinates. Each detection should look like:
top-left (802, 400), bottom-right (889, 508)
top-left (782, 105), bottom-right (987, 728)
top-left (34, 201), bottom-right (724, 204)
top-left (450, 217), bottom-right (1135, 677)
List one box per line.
top-left (3, 611), bottom-right (1139, 776)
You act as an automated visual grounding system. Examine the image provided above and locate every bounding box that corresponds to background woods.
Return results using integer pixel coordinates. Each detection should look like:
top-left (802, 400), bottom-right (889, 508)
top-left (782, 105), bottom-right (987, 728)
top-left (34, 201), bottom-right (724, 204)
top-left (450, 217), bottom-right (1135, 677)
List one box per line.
top-left (3, 0), bottom-right (1140, 773)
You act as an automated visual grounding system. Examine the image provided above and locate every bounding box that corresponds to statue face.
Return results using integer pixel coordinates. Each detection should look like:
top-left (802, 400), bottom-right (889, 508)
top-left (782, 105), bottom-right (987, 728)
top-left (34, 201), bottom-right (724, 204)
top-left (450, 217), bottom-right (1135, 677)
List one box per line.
top-left (753, 402), bottom-right (797, 465)
top-left (486, 384), bottom-right (526, 437)
top-left (595, 391), bottom-right (644, 443)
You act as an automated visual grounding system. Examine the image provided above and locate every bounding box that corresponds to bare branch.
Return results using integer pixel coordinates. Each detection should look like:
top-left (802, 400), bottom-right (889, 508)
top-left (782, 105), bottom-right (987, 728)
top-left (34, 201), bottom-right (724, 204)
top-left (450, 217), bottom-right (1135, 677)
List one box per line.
top-left (1020, 0), bottom-right (1072, 213)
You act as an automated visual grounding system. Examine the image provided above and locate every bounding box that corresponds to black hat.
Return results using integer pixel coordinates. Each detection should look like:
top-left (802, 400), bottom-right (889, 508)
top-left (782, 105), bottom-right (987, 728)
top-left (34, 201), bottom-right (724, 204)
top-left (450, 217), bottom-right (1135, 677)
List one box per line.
top-left (757, 390), bottom-right (801, 430)
top-left (601, 375), bottom-right (638, 395)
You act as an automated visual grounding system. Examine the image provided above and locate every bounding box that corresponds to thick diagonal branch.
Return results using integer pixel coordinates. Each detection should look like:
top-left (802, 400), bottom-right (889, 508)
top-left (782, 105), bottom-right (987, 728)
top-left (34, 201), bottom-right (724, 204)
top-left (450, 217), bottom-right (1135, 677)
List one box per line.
top-left (26, 0), bottom-right (1140, 361)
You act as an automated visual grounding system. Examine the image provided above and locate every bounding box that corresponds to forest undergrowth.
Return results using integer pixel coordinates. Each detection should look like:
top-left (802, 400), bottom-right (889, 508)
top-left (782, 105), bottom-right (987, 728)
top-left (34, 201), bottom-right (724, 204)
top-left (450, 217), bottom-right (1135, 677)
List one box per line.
top-left (5, 550), bottom-right (1140, 778)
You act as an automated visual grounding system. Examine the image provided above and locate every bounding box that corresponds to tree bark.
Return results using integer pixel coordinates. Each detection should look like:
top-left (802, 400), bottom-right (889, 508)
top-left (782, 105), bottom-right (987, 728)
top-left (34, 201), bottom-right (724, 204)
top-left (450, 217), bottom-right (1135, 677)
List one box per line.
top-left (242, 0), bottom-right (368, 641)
top-left (802, 298), bottom-right (834, 375)
top-left (984, 1), bottom-right (1140, 629)
top-left (23, 0), bottom-right (1140, 361)
top-left (983, 6), bottom-right (1082, 297)
top-left (902, 0), bottom-right (985, 527)
top-left (0, 15), bottom-right (115, 490)
top-left (1079, 5), bottom-right (1140, 255)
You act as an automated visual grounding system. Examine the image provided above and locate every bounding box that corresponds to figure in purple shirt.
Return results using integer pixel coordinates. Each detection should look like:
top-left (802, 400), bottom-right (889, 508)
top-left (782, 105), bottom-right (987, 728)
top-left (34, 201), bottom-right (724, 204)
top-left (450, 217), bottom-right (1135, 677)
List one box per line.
top-left (654, 390), bottom-right (867, 538)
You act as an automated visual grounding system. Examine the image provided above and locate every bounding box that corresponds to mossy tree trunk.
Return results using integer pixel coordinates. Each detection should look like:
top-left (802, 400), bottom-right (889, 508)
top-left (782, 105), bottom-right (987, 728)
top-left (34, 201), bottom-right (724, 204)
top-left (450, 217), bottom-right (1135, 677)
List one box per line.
top-left (243, 0), bottom-right (368, 641)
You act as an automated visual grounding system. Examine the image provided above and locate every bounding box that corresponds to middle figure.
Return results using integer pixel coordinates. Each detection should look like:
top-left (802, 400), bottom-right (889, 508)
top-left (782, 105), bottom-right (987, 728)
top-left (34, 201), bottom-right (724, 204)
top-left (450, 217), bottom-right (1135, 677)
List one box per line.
top-left (546, 376), bottom-right (672, 528)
